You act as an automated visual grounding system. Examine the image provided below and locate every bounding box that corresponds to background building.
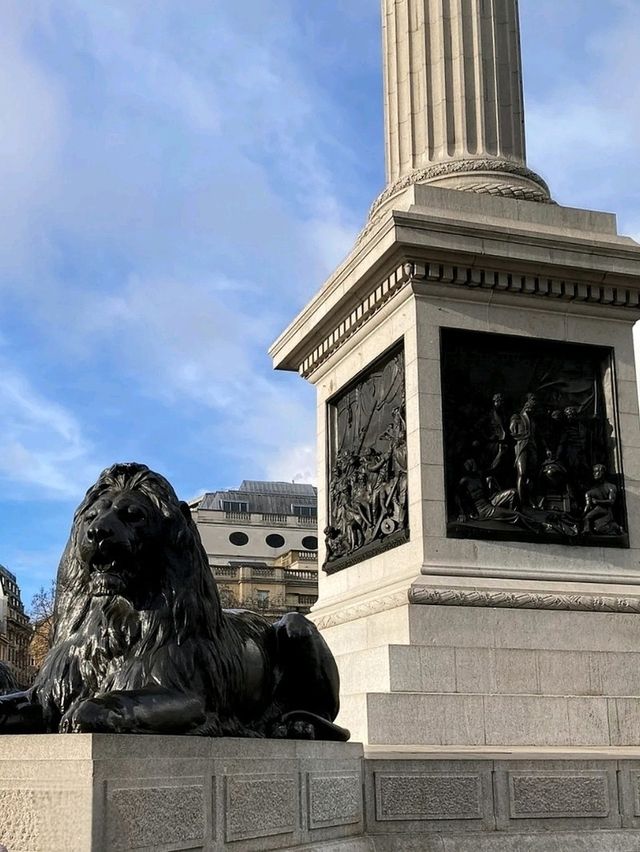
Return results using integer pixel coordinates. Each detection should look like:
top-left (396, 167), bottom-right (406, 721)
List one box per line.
top-left (192, 480), bottom-right (319, 618)
top-left (0, 565), bottom-right (33, 687)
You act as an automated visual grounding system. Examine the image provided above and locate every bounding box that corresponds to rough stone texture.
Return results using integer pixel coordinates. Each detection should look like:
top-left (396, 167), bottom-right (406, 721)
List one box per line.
top-left (375, 773), bottom-right (482, 820)
top-left (307, 771), bottom-right (363, 830)
top-left (0, 786), bottom-right (91, 852)
top-left (106, 780), bottom-right (205, 850)
top-left (493, 759), bottom-right (622, 834)
top-left (508, 772), bottom-right (610, 819)
top-left (225, 773), bottom-right (297, 842)
top-left (366, 832), bottom-right (640, 851)
top-left (364, 759), bottom-right (495, 837)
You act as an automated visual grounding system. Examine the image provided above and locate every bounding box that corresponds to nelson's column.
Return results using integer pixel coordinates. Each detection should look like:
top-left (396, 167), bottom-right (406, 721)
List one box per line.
top-left (272, 0), bottom-right (640, 846)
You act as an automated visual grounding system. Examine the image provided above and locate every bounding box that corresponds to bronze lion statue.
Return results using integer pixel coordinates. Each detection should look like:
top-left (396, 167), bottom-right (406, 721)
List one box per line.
top-left (0, 463), bottom-right (348, 740)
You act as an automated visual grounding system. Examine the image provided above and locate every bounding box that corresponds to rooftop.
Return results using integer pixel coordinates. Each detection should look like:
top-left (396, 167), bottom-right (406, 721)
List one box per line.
top-left (197, 480), bottom-right (317, 516)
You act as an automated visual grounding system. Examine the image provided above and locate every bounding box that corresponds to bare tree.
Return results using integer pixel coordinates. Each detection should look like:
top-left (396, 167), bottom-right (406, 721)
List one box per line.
top-left (29, 581), bottom-right (56, 669)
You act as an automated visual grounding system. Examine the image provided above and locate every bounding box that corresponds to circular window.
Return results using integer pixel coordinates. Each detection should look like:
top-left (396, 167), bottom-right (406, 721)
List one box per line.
top-left (229, 531), bottom-right (249, 546)
top-left (302, 536), bottom-right (318, 551)
top-left (265, 533), bottom-right (285, 549)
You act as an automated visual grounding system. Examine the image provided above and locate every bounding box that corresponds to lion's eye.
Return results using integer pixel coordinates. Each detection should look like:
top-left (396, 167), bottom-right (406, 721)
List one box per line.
top-left (123, 505), bottom-right (145, 522)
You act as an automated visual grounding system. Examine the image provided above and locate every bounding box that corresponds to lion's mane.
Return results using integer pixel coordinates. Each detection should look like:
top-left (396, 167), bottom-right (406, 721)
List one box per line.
top-left (34, 463), bottom-right (251, 733)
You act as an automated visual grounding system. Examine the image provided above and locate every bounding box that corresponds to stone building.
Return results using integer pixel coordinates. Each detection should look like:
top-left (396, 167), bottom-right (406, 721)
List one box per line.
top-left (191, 480), bottom-right (319, 617)
top-left (0, 565), bottom-right (33, 688)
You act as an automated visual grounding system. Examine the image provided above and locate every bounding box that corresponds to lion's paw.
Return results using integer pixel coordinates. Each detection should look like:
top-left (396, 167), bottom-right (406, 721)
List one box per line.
top-left (60, 697), bottom-right (131, 734)
top-left (270, 719), bottom-right (316, 740)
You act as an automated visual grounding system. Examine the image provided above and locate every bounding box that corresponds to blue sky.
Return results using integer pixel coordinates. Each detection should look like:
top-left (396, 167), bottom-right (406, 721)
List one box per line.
top-left (1, 0), bottom-right (639, 608)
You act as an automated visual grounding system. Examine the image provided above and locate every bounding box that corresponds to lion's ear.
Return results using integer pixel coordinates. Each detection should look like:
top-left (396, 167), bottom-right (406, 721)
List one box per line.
top-left (179, 501), bottom-right (193, 525)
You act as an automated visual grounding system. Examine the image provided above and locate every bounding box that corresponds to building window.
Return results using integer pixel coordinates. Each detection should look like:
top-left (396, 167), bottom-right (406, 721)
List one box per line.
top-left (301, 536), bottom-right (318, 550)
top-left (256, 590), bottom-right (269, 608)
top-left (292, 505), bottom-right (317, 518)
top-left (265, 533), bottom-right (285, 549)
top-left (222, 500), bottom-right (249, 513)
top-left (229, 531), bottom-right (249, 546)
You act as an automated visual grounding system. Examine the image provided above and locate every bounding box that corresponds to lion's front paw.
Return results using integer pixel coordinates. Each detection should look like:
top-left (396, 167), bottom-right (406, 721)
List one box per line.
top-left (60, 697), bottom-right (132, 734)
top-left (270, 719), bottom-right (316, 740)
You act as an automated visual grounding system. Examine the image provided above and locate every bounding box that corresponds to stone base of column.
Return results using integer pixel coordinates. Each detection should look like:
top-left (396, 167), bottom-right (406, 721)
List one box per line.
top-left (369, 158), bottom-right (551, 222)
top-left (323, 590), bottom-right (640, 750)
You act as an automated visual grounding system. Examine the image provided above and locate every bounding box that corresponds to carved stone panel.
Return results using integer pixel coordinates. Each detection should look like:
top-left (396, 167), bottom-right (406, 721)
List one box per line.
top-left (508, 771), bottom-right (610, 819)
top-left (374, 772), bottom-right (483, 821)
top-left (225, 773), bottom-right (297, 842)
top-left (307, 771), bottom-right (363, 830)
top-left (106, 779), bottom-right (205, 850)
top-left (441, 329), bottom-right (628, 547)
top-left (325, 343), bottom-right (408, 573)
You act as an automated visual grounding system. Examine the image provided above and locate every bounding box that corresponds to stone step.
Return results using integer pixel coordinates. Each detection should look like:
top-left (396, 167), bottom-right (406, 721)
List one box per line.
top-left (335, 644), bottom-right (640, 698)
top-left (407, 605), bottom-right (640, 654)
top-left (338, 692), bottom-right (640, 748)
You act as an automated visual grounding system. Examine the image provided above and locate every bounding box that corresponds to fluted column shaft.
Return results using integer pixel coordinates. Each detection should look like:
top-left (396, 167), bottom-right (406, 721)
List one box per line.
top-left (383, 0), bottom-right (527, 184)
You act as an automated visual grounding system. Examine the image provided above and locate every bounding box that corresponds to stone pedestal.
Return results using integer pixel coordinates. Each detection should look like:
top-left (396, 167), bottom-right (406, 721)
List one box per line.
top-left (271, 184), bottom-right (640, 748)
top-left (363, 748), bottom-right (640, 851)
top-left (269, 0), bottom-right (640, 846)
top-left (6, 735), bottom-right (640, 850)
top-left (0, 735), bottom-right (365, 852)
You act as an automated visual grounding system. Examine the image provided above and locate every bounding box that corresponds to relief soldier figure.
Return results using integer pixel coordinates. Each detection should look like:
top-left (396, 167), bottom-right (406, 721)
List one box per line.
top-left (483, 392), bottom-right (512, 485)
top-left (456, 459), bottom-right (519, 524)
top-left (510, 394), bottom-right (546, 507)
top-left (583, 464), bottom-right (621, 535)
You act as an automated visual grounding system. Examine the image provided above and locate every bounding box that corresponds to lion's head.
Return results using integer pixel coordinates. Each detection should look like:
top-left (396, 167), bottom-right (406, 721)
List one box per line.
top-left (49, 462), bottom-right (225, 664)
top-left (74, 464), bottom-right (192, 601)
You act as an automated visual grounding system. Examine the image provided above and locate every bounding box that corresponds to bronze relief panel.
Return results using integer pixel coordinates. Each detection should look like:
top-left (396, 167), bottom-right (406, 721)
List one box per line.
top-left (324, 343), bottom-right (408, 573)
top-left (440, 329), bottom-right (628, 547)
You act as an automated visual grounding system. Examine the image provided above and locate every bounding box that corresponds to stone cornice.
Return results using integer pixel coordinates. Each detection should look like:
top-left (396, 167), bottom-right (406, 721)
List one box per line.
top-left (311, 590), bottom-right (409, 630)
top-left (298, 257), bottom-right (640, 379)
top-left (409, 586), bottom-right (640, 614)
top-left (299, 262), bottom-right (412, 378)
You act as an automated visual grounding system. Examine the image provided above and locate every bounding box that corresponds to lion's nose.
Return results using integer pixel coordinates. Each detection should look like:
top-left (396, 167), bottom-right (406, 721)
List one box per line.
top-left (87, 526), bottom-right (113, 545)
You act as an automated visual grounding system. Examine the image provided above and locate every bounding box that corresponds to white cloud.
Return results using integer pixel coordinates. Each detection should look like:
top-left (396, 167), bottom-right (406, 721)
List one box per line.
top-left (0, 3), bottom-right (65, 280)
top-left (524, 3), bottom-right (640, 224)
top-left (0, 365), bottom-right (99, 499)
top-left (266, 443), bottom-right (317, 486)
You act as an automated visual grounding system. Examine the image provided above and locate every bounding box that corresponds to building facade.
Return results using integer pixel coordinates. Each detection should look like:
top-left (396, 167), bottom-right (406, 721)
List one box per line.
top-left (192, 480), bottom-right (319, 618)
top-left (0, 565), bottom-right (33, 687)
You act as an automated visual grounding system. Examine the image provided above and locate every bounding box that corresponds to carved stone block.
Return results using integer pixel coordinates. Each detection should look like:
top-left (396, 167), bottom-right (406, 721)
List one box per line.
top-left (225, 773), bottom-right (297, 842)
top-left (374, 772), bottom-right (482, 821)
top-left (307, 770), bottom-right (363, 830)
top-left (508, 771), bottom-right (610, 819)
top-left (106, 779), bottom-right (205, 850)
top-left (0, 786), bottom-right (90, 852)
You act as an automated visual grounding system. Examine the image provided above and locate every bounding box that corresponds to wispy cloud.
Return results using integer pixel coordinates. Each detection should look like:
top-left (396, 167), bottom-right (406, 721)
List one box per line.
top-left (0, 363), bottom-right (98, 499)
top-left (0, 0), bottom-right (365, 504)
top-left (523, 1), bottom-right (640, 223)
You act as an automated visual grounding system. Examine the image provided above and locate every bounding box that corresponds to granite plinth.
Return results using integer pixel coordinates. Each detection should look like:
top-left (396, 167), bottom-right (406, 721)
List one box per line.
top-left (6, 737), bottom-right (640, 850)
top-left (0, 735), bottom-right (365, 852)
top-left (363, 750), bottom-right (640, 850)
